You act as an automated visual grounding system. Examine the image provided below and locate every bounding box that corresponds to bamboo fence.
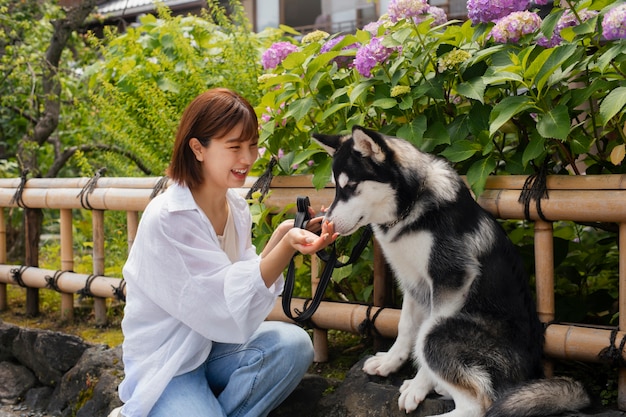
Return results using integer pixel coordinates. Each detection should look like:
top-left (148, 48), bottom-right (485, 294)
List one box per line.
top-left (0, 174), bottom-right (625, 407)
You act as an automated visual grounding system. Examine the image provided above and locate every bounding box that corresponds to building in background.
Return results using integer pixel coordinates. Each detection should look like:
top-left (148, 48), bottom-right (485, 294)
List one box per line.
top-left (92, 0), bottom-right (468, 33)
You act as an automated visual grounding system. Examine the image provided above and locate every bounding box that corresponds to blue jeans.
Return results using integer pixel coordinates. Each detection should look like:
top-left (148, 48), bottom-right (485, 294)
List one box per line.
top-left (148, 321), bottom-right (314, 417)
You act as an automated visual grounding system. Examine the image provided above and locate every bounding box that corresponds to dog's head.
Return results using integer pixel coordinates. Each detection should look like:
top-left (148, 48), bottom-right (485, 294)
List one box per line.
top-left (313, 125), bottom-right (419, 235)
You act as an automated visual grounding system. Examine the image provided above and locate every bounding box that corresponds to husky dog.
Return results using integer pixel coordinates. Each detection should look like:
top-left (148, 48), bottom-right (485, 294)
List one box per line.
top-left (313, 126), bottom-right (590, 417)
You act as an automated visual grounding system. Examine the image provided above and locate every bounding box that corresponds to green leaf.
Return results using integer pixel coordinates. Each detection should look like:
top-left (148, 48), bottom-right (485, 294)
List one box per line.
top-left (286, 97), bottom-right (314, 122)
top-left (397, 115), bottom-right (427, 146)
top-left (321, 102), bottom-right (351, 120)
top-left (600, 87), bottom-right (626, 125)
top-left (440, 140), bottom-right (480, 162)
top-left (156, 76), bottom-right (180, 93)
top-left (311, 158), bottom-right (333, 189)
top-left (466, 156), bottom-right (497, 196)
top-left (372, 98), bottom-right (398, 109)
top-left (456, 77), bottom-right (485, 103)
top-left (528, 44), bottom-right (578, 93)
top-left (537, 105), bottom-right (570, 140)
top-left (489, 96), bottom-right (534, 137)
top-left (349, 80), bottom-right (375, 104)
top-left (281, 50), bottom-right (306, 70)
top-left (522, 136), bottom-right (546, 167)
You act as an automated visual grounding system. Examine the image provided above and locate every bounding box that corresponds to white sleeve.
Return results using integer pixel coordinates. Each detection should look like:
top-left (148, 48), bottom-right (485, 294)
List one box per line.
top-left (123, 203), bottom-right (280, 343)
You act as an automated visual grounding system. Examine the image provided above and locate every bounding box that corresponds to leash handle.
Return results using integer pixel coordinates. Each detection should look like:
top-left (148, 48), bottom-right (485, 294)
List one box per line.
top-left (282, 196), bottom-right (372, 325)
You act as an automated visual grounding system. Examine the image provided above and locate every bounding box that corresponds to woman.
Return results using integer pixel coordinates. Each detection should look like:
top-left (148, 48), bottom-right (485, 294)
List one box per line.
top-left (114, 88), bottom-right (337, 417)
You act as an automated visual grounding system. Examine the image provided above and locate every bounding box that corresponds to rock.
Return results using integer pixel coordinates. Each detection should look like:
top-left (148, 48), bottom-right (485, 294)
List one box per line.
top-left (0, 322), bottom-right (19, 362)
top-left (23, 386), bottom-right (54, 412)
top-left (313, 357), bottom-right (454, 417)
top-left (48, 345), bottom-right (124, 417)
top-left (11, 327), bottom-right (91, 387)
top-left (0, 362), bottom-right (37, 405)
top-left (269, 374), bottom-right (341, 417)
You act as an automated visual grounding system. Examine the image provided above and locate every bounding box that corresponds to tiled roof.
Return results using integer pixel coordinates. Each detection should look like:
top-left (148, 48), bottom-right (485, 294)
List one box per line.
top-left (97, 0), bottom-right (203, 18)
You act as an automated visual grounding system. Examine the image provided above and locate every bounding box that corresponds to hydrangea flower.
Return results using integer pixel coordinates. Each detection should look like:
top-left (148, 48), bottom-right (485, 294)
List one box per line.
top-left (391, 85), bottom-right (412, 97)
top-left (438, 49), bottom-right (472, 72)
top-left (261, 41), bottom-right (299, 70)
top-left (467, 0), bottom-right (530, 24)
top-left (362, 14), bottom-right (393, 35)
top-left (320, 35), bottom-right (360, 69)
top-left (426, 6), bottom-right (448, 25)
top-left (354, 36), bottom-right (399, 78)
top-left (489, 10), bottom-right (542, 43)
top-left (301, 30), bottom-right (329, 44)
top-left (537, 8), bottom-right (598, 47)
top-left (602, 3), bottom-right (626, 40)
top-left (388, 0), bottom-right (430, 22)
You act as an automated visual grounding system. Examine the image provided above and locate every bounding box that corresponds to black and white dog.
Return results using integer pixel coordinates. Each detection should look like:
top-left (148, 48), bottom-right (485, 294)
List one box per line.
top-left (313, 125), bottom-right (590, 417)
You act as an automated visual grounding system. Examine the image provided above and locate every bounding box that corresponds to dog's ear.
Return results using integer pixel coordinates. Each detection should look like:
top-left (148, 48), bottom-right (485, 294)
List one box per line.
top-left (312, 133), bottom-right (343, 156)
top-left (352, 126), bottom-right (386, 163)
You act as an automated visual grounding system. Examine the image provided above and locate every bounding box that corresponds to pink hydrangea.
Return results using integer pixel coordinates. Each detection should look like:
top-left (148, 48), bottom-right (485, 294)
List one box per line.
top-left (354, 37), bottom-right (399, 78)
top-left (425, 6), bottom-right (448, 25)
top-left (537, 8), bottom-right (598, 47)
top-left (602, 3), bottom-right (626, 40)
top-left (320, 35), bottom-right (360, 69)
top-left (261, 42), bottom-right (299, 70)
top-left (467, 0), bottom-right (530, 23)
top-left (489, 10), bottom-right (542, 43)
top-left (388, 0), bottom-right (430, 22)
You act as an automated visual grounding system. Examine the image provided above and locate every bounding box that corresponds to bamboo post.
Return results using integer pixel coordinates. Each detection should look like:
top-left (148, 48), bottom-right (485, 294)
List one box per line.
top-left (372, 238), bottom-right (392, 351)
top-left (60, 209), bottom-right (74, 321)
top-left (534, 220), bottom-right (555, 322)
top-left (311, 255), bottom-right (329, 362)
top-left (0, 209), bottom-right (5, 311)
top-left (534, 219), bottom-right (555, 377)
top-left (618, 222), bottom-right (626, 409)
top-left (24, 208), bottom-right (42, 317)
top-left (92, 210), bottom-right (107, 326)
top-left (127, 211), bottom-right (139, 251)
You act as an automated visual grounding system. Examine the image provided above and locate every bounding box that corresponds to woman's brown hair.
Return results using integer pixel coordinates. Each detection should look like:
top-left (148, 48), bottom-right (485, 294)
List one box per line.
top-left (167, 88), bottom-right (258, 188)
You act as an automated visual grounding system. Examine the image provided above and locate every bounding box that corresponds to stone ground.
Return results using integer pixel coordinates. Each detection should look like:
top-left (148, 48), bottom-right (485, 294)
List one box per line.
top-left (2, 357), bottom-right (626, 417)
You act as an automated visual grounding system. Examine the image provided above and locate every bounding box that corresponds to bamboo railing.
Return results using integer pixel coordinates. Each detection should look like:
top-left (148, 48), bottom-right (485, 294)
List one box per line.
top-left (0, 174), bottom-right (625, 408)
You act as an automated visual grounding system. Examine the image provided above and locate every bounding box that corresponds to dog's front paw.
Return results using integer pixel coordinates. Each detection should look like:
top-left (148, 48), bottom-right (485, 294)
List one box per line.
top-left (398, 378), bottom-right (429, 413)
top-left (362, 352), bottom-right (405, 377)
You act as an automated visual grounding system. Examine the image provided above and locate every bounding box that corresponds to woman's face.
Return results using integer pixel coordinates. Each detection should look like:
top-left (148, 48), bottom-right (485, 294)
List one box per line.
top-left (191, 122), bottom-right (259, 192)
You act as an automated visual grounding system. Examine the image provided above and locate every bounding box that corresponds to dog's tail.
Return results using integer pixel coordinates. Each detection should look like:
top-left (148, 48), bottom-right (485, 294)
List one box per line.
top-left (485, 376), bottom-right (590, 417)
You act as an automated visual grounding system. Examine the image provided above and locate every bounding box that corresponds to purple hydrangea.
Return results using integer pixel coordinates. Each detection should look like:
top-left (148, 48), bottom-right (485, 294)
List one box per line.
top-left (467, 0), bottom-right (530, 24)
top-left (490, 11), bottom-right (542, 43)
top-left (261, 42), bottom-right (299, 70)
top-left (425, 6), bottom-right (449, 25)
top-left (320, 35), bottom-right (360, 69)
top-left (388, 0), bottom-right (430, 22)
top-left (602, 3), bottom-right (626, 40)
top-left (354, 36), bottom-right (399, 78)
top-left (537, 8), bottom-right (598, 47)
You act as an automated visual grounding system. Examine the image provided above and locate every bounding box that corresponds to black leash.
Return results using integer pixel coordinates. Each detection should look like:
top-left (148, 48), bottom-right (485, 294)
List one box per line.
top-left (282, 196), bottom-right (372, 324)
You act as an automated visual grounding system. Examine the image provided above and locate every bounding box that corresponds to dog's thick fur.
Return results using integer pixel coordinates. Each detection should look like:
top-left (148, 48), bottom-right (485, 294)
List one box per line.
top-left (313, 126), bottom-right (590, 417)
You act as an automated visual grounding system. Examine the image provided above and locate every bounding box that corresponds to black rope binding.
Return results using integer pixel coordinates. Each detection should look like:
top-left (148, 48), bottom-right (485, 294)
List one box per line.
top-left (10, 169), bottom-right (30, 208)
top-left (518, 158), bottom-right (550, 222)
top-left (598, 328), bottom-right (626, 367)
top-left (44, 270), bottom-right (70, 293)
top-left (77, 274), bottom-right (98, 299)
top-left (77, 167), bottom-right (107, 210)
top-left (112, 279), bottom-right (126, 302)
top-left (245, 156), bottom-right (277, 202)
top-left (150, 176), bottom-right (169, 199)
top-left (358, 305), bottom-right (385, 341)
top-left (10, 265), bottom-right (29, 287)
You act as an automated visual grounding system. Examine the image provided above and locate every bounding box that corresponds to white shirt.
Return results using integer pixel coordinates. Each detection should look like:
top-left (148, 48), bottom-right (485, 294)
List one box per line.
top-left (118, 183), bottom-right (283, 417)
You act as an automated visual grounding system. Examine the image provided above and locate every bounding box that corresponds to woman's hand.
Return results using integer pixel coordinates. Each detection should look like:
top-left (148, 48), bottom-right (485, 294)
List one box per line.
top-left (287, 219), bottom-right (338, 255)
